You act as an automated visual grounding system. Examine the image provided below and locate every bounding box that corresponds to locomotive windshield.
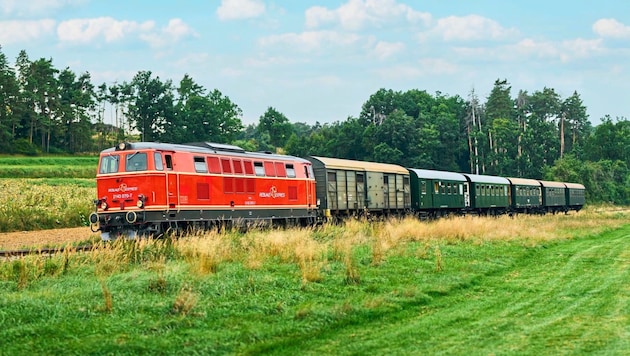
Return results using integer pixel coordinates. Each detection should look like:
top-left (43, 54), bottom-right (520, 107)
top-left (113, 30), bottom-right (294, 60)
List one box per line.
top-left (125, 152), bottom-right (148, 172)
top-left (99, 155), bottom-right (119, 174)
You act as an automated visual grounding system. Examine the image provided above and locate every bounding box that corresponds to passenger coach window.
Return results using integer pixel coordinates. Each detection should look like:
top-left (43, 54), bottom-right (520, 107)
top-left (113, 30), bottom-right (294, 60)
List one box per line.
top-left (126, 152), bottom-right (147, 172)
top-left (99, 155), bottom-right (119, 174)
top-left (194, 157), bottom-right (207, 173)
top-left (154, 153), bottom-right (164, 171)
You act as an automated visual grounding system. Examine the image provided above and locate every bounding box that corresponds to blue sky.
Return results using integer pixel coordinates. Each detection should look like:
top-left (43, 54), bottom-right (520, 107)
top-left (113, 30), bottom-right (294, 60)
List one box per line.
top-left (1, 0), bottom-right (629, 127)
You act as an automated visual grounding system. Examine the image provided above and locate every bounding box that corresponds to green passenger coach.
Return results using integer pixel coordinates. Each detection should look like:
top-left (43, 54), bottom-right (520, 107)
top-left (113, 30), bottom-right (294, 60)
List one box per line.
top-left (408, 168), bottom-right (469, 217)
top-left (462, 173), bottom-right (510, 215)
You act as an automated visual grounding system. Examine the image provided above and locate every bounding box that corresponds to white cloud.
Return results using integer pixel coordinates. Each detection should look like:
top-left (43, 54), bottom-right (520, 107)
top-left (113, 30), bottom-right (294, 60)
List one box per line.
top-left (0, 19), bottom-right (56, 44)
top-left (139, 18), bottom-right (198, 48)
top-left (373, 58), bottom-right (457, 80)
top-left (592, 18), bottom-right (630, 39)
top-left (425, 14), bottom-right (518, 42)
top-left (305, 0), bottom-right (431, 31)
top-left (259, 31), bottom-right (361, 53)
top-left (57, 17), bottom-right (196, 48)
top-left (57, 17), bottom-right (154, 44)
top-left (217, 0), bottom-right (265, 21)
top-left (371, 41), bottom-right (405, 59)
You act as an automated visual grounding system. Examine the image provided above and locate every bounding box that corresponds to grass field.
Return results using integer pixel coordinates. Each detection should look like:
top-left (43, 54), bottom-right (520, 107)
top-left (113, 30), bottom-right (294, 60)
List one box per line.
top-left (0, 156), bottom-right (98, 179)
top-left (0, 211), bottom-right (628, 355)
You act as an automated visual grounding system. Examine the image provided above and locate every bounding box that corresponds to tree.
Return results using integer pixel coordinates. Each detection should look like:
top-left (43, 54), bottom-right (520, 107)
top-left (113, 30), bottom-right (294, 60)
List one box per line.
top-left (0, 46), bottom-right (19, 152)
top-left (560, 91), bottom-right (590, 157)
top-left (258, 107), bottom-right (293, 148)
top-left (127, 71), bottom-right (175, 142)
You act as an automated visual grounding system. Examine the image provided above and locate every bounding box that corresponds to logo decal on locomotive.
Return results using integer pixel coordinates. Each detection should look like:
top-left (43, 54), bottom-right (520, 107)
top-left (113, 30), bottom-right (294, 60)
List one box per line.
top-left (259, 186), bottom-right (286, 198)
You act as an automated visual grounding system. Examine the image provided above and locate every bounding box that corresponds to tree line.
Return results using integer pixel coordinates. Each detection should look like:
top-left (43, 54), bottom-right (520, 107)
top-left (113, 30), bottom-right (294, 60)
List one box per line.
top-left (0, 48), bottom-right (628, 204)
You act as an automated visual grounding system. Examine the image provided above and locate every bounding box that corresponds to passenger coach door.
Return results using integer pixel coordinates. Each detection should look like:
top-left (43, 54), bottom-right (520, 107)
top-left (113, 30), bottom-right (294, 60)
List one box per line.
top-left (463, 182), bottom-right (470, 207)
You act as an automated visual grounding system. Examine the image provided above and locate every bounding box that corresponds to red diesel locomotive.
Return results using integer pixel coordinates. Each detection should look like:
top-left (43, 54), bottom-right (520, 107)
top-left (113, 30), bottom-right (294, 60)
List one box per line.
top-left (89, 142), bottom-right (317, 240)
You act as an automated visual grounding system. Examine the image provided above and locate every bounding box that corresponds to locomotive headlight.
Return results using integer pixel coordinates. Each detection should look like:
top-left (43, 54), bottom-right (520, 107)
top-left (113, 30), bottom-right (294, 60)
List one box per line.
top-left (99, 197), bottom-right (108, 211)
top-left (136, 194), bottom-right (146, 208)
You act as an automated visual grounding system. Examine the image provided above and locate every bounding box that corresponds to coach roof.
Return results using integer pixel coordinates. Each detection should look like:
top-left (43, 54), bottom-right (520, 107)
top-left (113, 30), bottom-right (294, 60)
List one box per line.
top-left (463, 173), bottom-right (510, 185)
top-left (408, 168), bottom-right (467, 182)
top-left (309, 156), bottom-right (408, 174)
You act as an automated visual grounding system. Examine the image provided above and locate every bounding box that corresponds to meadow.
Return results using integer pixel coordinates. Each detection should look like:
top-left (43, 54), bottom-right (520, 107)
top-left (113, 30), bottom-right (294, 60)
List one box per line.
top-left (0, 155), bottom-right (97, 232)
top-left (0, 210), bottom-right (628, 354)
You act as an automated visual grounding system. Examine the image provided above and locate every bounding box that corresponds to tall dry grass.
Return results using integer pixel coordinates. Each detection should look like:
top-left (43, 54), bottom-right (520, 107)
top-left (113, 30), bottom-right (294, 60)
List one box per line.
top-left (2, 206), bottom-right (626, 287)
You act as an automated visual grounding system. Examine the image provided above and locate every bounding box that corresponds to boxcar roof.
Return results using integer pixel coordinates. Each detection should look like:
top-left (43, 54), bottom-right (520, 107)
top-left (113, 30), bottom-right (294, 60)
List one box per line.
top-left (102, 142), bottom-right (310, 163)
top-left (463, 173), bottom-right (510, 185)
top-left (507, 177), bottom-right (541, 186)
top-left (309, 156), bottom-right (408, 174)
top-left (564, 182), bottom-right (585, 189)
top-left (539, 180), bottom-right (566, 188)
top-left (408, 168), bottom-right (467, 182)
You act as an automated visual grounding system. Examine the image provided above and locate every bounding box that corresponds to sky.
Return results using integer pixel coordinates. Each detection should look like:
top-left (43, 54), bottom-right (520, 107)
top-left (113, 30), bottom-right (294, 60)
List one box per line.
top-left (1, 0), bottom-right (629, 127)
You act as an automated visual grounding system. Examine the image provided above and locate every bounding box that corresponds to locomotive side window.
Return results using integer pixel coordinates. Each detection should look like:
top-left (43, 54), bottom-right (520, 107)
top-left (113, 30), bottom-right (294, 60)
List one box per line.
top-left (233, 159), bottom-right (244, 174)
top-left (194, 157), bottom-right (207, 173)
top-left (207, 157), bottom-right (220, 173)
top-left (254, 161), bottom-right (265, 176)
top-left (165, 155), bottom-right (173, 170)
top-left (126, 152), bottom-right (147, 172)
top-left (154, 153), bottom-right (164, 171)
top-left (264, 161), bottom-right (276, 177)
top-left (286, 164), bottom-right (296, 178)
top-left (244, 160), bottom-right (254, 175)
top-left (221, 158), bottom-right (232, 173)
top-left (275, 162), bottom-right (286, 177)
top-left (100, 155), bottom-right (119, 174)
top-left (304, 166), bottom-right (310, 178)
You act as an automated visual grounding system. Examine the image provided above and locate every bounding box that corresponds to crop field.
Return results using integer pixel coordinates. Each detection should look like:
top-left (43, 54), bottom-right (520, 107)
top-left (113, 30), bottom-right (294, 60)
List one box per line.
top-left (0, 209), bottom-right (628, 354)
top-left (0, 178), bottom-right (95, 232)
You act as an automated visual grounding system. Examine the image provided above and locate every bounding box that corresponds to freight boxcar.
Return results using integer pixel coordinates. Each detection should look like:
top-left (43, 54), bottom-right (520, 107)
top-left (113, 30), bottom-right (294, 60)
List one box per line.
top-left (462, 173), bottom-right (510, 215)
top-left (507, 177), bottom-right (543, 214)
top-left (307, 156), bottom-right (410, 219)
top-left (408, 168), bottom-right (469, 217)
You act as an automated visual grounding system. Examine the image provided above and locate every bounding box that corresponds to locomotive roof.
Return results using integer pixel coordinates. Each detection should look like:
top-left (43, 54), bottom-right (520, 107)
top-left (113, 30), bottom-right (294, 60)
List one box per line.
top-left (408, 168), bottom-right (467, 182)
top-left (539, 180), bottom-right (567, 188)
top-left (462, 173), bottom-right (510, 185)
top-left (101, 142), bottom-right (310, 163)
top-left (308, 156), bottom-right (408, 174)
top-left (564, 182), bottom-right (585, 189)
top-left (506, 177), bottom-right (542, 186)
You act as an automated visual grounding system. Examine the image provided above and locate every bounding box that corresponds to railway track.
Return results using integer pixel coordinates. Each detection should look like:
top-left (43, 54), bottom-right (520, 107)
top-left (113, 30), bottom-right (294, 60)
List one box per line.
top-left (0, 245), bottom-right (94, 259)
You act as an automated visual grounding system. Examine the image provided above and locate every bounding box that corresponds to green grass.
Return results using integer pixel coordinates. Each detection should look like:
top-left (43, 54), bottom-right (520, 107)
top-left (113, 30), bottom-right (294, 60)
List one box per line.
top-left (0, 156), bottom-right (98, 178)
top-left (0, 223), bottom-right (628, 355)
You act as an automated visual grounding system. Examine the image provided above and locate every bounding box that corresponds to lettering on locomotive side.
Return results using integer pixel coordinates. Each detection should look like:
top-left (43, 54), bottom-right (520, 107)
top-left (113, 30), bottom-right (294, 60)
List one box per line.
top-left (107, 183), bottom-right (139, 193)
top-left (259, 186), bottom-right (286, 198)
